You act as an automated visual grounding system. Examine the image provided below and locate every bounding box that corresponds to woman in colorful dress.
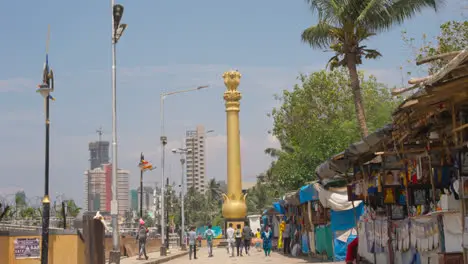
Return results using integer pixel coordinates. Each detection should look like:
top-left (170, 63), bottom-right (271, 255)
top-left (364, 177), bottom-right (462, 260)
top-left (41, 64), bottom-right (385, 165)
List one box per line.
top-left (261, 225), bottom-right (272, 257)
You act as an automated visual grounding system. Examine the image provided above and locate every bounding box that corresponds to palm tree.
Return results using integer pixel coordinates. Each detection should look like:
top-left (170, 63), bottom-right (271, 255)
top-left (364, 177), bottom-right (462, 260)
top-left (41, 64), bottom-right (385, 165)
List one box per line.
top-left (247, 184), bottom-right (274, 214)
top-left (66, 200), bottom-right (81, 218)
top-left (301, 0), bottom-right (443, 137)
top-left (206, 179), bottom-right (222, 203)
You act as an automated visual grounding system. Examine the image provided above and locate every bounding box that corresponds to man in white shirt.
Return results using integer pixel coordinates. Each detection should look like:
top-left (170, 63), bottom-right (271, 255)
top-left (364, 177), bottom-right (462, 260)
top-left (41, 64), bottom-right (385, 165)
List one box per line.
top-left (225, 223), bottom-right (235, 257)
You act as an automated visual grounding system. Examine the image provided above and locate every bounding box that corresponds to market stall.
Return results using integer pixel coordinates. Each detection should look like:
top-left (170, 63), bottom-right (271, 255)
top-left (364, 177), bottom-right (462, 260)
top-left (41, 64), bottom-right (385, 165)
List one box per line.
top-left (346, 49), bottom-right (468, 263)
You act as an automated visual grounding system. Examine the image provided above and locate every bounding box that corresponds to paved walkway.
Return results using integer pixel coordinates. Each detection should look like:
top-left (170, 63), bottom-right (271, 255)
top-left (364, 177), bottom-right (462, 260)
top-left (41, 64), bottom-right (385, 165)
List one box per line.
top-left (120, 249), bottom-right (188, 264)
top-left (153, 248), bottom-right (345, 264)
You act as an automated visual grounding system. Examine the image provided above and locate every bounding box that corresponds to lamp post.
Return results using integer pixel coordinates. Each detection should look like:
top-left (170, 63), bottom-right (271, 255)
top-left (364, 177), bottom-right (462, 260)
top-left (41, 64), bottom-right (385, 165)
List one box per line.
top-left (171, 147), bottom-right (192, 250)
top-left (37, 25), bottom-right (54, 264)
top-left (110, 2), bottom-right (127, 263)
top-left (159, 85), bottom-right (209, 255)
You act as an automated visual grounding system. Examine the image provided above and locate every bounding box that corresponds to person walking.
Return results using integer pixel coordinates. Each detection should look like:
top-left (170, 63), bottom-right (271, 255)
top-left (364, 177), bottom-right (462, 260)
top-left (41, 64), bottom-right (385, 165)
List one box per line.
top-left (204, 224), bottom-right (215, 257)
top-left (234, 224), bottom-right (243, 256)
top-left (242, 223), bottom-right (252, 256)
top-left (261, 225), bottom-right (272, 257)
top-left (255, 228), bottom-right (261, 238)
top-left (283, 220), bottom-right (291, 255)
top-left (188, 226), bottom-right (198, 260)
top-left (226, 223), bottom-right (235, 257)
top-left (136, 219), bottom-right (149, 260)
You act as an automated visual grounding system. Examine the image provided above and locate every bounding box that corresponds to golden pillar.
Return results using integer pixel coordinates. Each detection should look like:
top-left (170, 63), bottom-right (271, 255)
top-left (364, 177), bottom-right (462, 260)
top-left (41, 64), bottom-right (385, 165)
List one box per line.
top-left (221, 70), bottom-right (247, 221)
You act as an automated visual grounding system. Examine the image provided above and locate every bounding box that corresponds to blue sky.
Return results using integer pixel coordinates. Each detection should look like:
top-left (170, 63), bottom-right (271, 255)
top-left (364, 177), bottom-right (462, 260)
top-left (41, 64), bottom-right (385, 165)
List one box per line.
top-left (0, 0), bottom-right (465, 206)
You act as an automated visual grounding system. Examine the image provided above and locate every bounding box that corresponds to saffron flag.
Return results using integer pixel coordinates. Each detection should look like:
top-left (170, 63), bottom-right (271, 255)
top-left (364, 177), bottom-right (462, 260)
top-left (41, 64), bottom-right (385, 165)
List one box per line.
top-left (139, 153), bottom-right (153, 171)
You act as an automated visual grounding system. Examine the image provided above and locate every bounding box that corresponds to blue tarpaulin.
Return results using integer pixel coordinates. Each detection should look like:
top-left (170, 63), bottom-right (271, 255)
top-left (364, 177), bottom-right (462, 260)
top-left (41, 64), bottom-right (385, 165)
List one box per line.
top-left (273, 202), bottom-right (285, 214)
top-left (330, 203), bottom-right (364, 232)
top-left (299, 184), bottom-right (318, 203)
top-left (333, 232), bottom-right (357, 261)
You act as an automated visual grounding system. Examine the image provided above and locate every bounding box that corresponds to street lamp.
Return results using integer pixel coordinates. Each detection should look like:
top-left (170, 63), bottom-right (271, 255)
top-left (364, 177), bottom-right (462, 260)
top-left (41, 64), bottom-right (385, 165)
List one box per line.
top-left (110, 1), bottom-right (127, 263)
top-left (171, 147), bottom-right (192, 250)
top-left (37, 25), bottom-right (54, 264)
top-left (159, 85), bottom-right (209, 255)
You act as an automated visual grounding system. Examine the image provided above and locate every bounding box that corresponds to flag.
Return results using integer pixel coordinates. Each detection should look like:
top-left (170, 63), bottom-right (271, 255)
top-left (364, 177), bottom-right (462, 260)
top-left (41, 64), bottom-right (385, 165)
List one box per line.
top-left (48, 95), bottom-right (55, 101)
top-left (139, 152), bottom-right (152, 171)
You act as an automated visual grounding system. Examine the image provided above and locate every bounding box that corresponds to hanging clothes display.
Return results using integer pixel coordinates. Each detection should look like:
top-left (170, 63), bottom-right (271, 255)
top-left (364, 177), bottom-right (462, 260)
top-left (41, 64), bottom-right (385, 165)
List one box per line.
top-left (301, 231), bottom-right (310, 254)
top-left (315, 225), bottom-right (333, 260)
top-left (395, 219), bottom-right (410, 252)
top-left (278, 220), bottom-right (285, 249)
top-left (410, 217), bottom-right (439, 252)
top-left (443, 213), bottom-right (463, 253)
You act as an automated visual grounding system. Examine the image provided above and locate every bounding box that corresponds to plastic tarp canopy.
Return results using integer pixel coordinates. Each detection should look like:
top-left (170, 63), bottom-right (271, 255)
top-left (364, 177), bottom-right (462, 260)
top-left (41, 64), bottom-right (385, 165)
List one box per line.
top-left (330, 203), bottom-right (364, 232)
top-left (344, 124), bottom-right (392, 163)
top-left (313, 183), bottom-right (362, 211)
top-left (334, 229), bottom-right (357, 261)
top-left (299, 184), bottom-right (318, 204)
top-left (315, 153), bottom-right (349, 180)
top-left (284, 191), bottom-right (300, 206)
top-left (273, 202), bottom-right (285, 214)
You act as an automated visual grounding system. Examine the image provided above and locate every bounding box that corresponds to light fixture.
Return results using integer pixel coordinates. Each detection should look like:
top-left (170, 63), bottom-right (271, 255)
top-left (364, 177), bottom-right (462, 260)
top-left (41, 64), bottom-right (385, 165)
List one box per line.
top-left (374, 151), bottom-right (385, 156)
top-left (113, 4), bottom-right (124, 29)
top-left (115, 24), bottom-right (127, 38)
top-left (36, 85), bottom-right (51, 99)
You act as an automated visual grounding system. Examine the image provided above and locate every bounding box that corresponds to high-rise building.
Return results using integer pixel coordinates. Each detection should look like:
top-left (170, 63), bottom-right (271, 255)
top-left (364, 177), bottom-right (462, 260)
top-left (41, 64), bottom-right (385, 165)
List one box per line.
top-left (88, 141), bottom-right (110, 170)
top-left (136, 186), bottom-right (154, 215)
top-left (84, 164), bottom-right (130, 216)
top-left (185, 125), bottom-right (207, 194)
top-left (130, 189), bottom-right (138, 211)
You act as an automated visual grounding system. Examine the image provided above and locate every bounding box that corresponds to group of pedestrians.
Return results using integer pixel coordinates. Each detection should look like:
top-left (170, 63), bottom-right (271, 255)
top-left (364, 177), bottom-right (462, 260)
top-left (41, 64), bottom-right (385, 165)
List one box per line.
top-left (182, 222), bottom-right (274, 260)
top-left (225, 223), bottom-right (273, 257)
top-left (186, 224), bottom-right (216, 260)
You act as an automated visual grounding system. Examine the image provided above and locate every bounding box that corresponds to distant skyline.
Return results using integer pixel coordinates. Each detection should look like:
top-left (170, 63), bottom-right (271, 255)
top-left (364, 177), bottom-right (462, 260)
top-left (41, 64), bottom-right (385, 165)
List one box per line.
top-left (0, 0), bottom-right (465, 206)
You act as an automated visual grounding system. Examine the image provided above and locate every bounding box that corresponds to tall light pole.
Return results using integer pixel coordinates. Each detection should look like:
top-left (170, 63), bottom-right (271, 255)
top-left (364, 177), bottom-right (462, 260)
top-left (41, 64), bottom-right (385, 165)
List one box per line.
top-left (110, 1), bottom-right (127, 263)
top-left (37, 25), bottom-right (54, 264)
top-left (171, 147), bottom-right (191, 251)
top-left (159, 85), bottom-right (209, 255)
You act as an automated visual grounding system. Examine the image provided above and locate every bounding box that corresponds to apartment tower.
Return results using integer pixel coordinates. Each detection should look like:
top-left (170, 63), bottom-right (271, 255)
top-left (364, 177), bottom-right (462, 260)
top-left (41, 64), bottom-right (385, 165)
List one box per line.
top-left (84, 164), bottom-right (130, 216)
top-left (185, 125), bottom-right (207, 194)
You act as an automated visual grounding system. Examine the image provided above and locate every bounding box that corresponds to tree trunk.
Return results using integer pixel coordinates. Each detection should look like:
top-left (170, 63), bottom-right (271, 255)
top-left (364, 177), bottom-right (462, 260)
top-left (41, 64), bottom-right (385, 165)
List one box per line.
top-left (346, 53), bottom-right (369, 138)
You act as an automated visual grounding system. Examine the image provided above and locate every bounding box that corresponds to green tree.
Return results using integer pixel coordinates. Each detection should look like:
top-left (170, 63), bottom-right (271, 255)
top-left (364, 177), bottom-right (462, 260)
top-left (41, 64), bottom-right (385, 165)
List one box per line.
top-left (301, 0), bottom-right (442, 137)
top-left (66, 200), bottom-right (81, 218)
top-left (206, 179), bottom-right (222, 203)
top-left (247, 181), bottom-right (275, 215)
top-left (20, 207), bottom-right (36, 219)
top-left (269, 69), bottom-right (399, 190)
top-left (402, 20), bottom-right (468, 75)
top-left (142, 212), bottom-right (154, 227)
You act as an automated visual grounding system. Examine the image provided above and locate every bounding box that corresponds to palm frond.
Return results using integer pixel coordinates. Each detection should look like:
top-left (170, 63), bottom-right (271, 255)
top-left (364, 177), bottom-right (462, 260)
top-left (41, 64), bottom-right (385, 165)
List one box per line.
top-left (326, 55), bottom-right (340, 70)
top-left (361, 48), bottom-right (382, 59)
top-left (361, 0), bottom-right (443, 32)
top-left (301, 22), bottom-right (335, 49)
